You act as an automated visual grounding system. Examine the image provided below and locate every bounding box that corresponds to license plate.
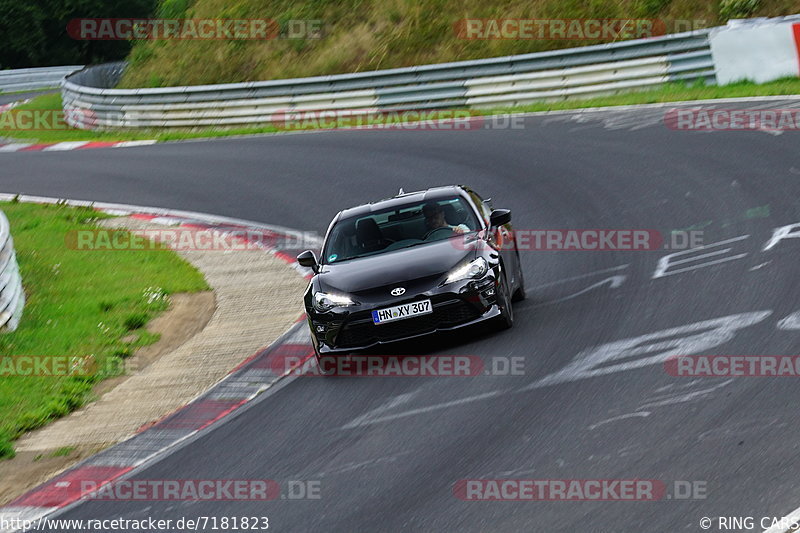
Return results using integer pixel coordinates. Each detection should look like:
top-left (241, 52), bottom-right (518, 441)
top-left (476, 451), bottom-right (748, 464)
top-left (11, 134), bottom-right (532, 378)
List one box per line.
top-left (372, 299), bottom-right (432, 324)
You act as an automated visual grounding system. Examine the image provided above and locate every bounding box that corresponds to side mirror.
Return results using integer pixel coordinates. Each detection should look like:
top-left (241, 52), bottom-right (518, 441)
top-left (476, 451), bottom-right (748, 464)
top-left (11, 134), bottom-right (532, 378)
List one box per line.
top-left (489, 209), bottom-right (511, 228)
top-left (296, 250), bottom-right (319, 273)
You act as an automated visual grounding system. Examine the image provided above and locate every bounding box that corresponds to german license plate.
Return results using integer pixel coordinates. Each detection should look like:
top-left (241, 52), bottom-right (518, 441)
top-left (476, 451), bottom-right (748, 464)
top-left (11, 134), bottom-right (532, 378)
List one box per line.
top-left (372, 299), bottom-right (432, 324)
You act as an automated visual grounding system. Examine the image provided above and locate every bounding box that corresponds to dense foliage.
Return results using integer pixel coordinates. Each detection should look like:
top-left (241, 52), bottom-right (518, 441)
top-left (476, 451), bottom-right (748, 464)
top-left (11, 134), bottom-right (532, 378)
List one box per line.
top-left (0, 0), bottom-right (156, 68)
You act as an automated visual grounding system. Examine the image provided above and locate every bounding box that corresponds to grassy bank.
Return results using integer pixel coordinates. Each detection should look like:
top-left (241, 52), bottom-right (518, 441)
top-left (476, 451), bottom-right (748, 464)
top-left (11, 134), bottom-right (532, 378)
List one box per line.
top-left (118, 0), bottom-right (798, 88)
top-left (3, 77), bottom-right (800, 144)
top-left (0, 201), bottom-right (209, 459)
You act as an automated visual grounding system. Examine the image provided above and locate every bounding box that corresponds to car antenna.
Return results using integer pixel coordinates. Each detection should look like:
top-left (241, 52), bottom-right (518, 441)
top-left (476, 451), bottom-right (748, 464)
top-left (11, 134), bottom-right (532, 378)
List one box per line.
top-left (398, 188), bottom-right (405, 195)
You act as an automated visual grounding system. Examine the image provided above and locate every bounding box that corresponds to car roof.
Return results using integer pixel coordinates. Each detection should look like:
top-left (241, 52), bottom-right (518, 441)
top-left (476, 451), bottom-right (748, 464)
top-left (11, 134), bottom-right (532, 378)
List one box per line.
top-left (337, 185), bottom-right (468, 219)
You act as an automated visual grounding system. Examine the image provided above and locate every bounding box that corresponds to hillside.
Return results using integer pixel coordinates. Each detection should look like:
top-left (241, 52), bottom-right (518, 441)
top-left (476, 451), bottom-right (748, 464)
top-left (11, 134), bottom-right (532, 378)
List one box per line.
top-left (119, 0), bottom-right (798, 88)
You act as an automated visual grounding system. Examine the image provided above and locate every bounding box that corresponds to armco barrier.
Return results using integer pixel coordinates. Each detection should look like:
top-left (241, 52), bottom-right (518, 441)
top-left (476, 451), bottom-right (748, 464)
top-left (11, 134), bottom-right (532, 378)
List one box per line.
top-left (61, 29), bottom-right (713, 129)
top-left (0, 66), bottom-right (83, 93)
top-left (0, 209), bottom-right (24, 333)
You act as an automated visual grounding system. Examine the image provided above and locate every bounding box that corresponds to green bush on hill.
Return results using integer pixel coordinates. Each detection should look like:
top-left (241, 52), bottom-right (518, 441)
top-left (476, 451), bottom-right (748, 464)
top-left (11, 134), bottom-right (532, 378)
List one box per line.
top-left (119, 0), bottom-right (798, 88)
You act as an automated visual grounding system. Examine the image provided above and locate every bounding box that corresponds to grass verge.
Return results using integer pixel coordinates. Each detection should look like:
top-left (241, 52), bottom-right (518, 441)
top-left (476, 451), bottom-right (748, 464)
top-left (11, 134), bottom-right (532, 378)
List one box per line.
top-left (0, 94), bottom-right (159, 143)
top-left (0, 201), bottom-right (209, 459)
top-left (2, 78), bottom-right (800, 144)
top-left (116, 0), bottom-right (790, 87)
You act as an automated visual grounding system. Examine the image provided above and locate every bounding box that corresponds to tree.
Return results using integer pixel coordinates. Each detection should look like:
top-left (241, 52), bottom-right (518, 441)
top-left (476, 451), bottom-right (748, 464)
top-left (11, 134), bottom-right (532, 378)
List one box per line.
top-left (0, 0), bottom-right (158, 69)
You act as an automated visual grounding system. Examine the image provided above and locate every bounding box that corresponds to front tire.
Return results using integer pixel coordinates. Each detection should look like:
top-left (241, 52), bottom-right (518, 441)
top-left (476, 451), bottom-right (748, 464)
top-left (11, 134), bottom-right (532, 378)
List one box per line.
top-left (511, 253), bottom-right (526, 302)
top-left (495, 272), bottom-right (514, 330)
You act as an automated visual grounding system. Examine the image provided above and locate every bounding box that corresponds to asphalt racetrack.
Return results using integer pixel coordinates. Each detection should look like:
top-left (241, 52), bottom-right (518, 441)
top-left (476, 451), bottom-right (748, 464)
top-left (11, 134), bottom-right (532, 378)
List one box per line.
top-left (4, 99), bottom-right (800, 532)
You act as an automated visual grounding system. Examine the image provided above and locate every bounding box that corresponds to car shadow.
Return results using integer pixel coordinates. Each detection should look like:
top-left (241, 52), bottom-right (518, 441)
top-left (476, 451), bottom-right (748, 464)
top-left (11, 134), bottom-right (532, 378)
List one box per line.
top-left (350, 320), bottom-right (506, 358)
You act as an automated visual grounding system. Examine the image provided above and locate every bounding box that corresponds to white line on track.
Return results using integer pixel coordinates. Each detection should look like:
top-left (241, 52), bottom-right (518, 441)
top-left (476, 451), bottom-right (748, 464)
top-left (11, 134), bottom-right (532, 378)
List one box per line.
top-left (42, 141), bottom-right (90, 151)
top-left (113, 140), bottom-right (158, 147)
top-left (340, 391), bottom-right (419, 430)
top-left (339, 390), bottom-right (503, 430)
top-left (588, 411), bottom-right (650, 431)
top-left (531, 264), bottom-right (629, 290)
top-left (763, 505), bottom-right (800, 533)
top-left (636, 380), bottom-right (733, 410)
top-left (0, 144), bottom-right (32, 152)
top-left (535, 274), bottom-right (626, 307)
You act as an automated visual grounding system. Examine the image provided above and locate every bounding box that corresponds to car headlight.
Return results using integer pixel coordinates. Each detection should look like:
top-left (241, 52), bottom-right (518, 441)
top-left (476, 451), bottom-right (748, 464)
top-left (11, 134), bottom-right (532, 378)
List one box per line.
top-left (313, 291), bottom-right (358, 312)
top-left (444, 257), bottom-right (489, 285)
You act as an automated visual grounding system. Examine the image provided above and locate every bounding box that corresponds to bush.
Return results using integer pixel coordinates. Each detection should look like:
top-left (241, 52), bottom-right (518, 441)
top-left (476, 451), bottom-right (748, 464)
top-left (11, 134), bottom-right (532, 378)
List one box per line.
top-left (124, 312), bottom-right (149, 330)
top-left (720, 0), bottom-right (761, 19)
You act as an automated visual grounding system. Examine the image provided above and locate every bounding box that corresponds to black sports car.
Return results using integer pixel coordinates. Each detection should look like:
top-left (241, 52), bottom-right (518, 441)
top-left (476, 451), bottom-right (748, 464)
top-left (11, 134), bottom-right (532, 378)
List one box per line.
top-left (296, 185), bottom-right (525, 369)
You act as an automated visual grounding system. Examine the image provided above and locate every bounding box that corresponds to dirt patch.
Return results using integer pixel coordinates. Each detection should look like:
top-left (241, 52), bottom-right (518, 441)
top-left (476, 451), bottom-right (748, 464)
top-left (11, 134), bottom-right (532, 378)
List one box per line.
top-left (94, 292), bottom-right (215, 396)
top-left (0, 291), bottom-right (215, 506)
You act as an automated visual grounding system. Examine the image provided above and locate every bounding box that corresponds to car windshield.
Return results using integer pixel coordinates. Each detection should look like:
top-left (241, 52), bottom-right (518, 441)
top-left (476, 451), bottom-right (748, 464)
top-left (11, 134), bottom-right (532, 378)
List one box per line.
top-left (322, 196), bottom-right (481, 264)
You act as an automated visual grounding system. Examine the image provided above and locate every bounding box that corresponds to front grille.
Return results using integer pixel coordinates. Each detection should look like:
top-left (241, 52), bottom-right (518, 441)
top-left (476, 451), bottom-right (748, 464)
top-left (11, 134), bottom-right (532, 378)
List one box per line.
top-left (335, 299), bottom-right (481, 348)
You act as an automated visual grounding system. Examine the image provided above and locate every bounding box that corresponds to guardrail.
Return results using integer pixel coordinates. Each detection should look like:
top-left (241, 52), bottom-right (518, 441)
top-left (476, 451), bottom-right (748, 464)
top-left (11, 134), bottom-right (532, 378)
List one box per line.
top-left (0, 66), bottom-right (83, 94)
top-left (61, 29), bottom-right (713, 129)
top-left (0, 209), bottom-right (24, 333)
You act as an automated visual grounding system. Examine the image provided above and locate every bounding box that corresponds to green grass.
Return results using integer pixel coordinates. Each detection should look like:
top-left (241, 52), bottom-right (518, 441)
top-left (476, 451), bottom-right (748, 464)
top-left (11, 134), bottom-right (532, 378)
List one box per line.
top-left (3, 78), bottom-right (800, 144)
top-left (50, 446), bottom-right (76, 458)
top-left (0, 201), bottom-right (209, 459)
top-left (0, 94), bottom-right (159, 143)
top-left (0, 88), bottom-right (59, 96)
top-left (116, 0), bottom-right (797, 87)
top-left (492, 77), bottom-right (800, 112)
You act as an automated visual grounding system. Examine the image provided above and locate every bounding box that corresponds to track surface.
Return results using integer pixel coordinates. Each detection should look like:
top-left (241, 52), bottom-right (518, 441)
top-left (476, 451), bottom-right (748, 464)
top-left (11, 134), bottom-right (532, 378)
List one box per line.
top-left (4, 100), bottom-right (800, 532)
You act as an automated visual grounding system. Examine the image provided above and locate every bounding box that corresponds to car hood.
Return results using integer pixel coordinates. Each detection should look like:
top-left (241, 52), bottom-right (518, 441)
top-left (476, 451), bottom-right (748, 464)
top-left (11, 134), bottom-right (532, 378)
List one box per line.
top-left (317, 237), bottom-right (483, 296)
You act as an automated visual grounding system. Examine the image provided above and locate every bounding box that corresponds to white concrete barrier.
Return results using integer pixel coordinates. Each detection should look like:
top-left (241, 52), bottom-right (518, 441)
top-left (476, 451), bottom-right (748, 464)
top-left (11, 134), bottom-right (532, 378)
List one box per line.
top-left (710, 18), bottom-right (800, 84)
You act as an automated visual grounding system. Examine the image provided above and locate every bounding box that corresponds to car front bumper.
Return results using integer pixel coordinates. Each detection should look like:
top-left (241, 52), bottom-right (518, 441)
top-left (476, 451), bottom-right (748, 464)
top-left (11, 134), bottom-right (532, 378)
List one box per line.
top-left (306, 276), bottom-right (500, 355)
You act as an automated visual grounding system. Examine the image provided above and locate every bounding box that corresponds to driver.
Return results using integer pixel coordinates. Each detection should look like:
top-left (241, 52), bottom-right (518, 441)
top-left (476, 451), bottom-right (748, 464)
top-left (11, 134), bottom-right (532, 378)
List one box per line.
top-left (422, 202), bottom-right (470, 235)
